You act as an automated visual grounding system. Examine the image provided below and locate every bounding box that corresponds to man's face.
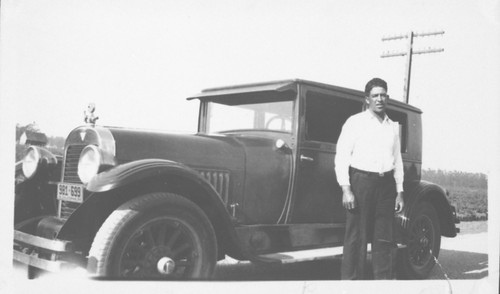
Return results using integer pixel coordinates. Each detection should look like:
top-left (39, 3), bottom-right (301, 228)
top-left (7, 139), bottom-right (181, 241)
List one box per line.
top-left (366, 86), bottom-right (388, 115)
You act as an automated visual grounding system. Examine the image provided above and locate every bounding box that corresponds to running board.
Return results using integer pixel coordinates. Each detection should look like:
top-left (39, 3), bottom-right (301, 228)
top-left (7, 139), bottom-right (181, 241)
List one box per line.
top-left (257, 247), bottom-right (343, 264)
top-left (256, 244), bottom-right (408, 264)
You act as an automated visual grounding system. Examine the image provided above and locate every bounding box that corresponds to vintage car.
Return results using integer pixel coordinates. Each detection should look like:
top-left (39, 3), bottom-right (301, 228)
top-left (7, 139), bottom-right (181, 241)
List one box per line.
top-left (14, 79), bottom-right (459, 279)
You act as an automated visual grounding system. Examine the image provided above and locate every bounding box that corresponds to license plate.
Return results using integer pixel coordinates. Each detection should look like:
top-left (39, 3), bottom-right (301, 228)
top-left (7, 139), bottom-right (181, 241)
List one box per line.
top-left (57, 183), bottom-right (84, 203)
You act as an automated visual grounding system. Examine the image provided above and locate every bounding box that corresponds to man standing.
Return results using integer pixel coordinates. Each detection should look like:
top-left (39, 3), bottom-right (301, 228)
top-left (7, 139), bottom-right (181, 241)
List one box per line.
top-left (335, 77), bottom-right (404, 279)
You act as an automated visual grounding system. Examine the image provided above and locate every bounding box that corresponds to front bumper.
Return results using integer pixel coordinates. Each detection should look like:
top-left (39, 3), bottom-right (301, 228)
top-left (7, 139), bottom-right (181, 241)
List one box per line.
top-left (13, 230), bottom-right (80, 272)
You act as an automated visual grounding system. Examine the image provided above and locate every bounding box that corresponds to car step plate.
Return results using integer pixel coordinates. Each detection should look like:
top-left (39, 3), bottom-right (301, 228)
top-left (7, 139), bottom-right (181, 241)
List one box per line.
top-left (257, 247), bottom-right (344, 264)
top-left (257, 244), bottom-right (407, 264)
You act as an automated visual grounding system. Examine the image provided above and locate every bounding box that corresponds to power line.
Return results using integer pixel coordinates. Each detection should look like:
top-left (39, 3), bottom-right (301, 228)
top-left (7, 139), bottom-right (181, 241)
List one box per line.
top-left (381, 30), bottom-right (445, 104)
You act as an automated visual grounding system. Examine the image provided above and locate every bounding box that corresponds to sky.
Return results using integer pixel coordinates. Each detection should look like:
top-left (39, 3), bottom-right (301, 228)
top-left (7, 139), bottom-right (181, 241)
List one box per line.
top-left (1, 0), bottom-right (499, 175)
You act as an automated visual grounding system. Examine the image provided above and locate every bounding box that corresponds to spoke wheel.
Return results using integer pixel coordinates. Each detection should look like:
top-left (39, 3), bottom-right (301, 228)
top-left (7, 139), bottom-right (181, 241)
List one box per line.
top-left (398, 201), bottom-right (441, 279)
top-left (88, 193), bottom-right (217, 280)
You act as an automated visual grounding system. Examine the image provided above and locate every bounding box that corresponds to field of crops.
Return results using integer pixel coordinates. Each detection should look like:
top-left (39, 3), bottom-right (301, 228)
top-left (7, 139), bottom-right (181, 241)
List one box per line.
top-left (422, 169), bottom-right (487, 221)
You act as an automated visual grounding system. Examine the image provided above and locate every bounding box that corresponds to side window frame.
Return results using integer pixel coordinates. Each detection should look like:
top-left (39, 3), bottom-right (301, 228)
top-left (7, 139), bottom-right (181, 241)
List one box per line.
top-left (302, 89), bottom-right (363, 145)
top-left (386, 108), bottom-right (409, 153)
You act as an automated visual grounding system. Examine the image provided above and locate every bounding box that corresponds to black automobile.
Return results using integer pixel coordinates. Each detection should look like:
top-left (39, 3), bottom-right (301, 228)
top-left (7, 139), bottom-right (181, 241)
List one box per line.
top-left (14, 79), bottom-right (459, 279)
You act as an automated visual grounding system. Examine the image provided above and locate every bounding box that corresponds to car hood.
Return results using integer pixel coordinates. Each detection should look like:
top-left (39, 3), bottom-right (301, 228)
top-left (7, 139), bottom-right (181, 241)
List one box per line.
top-left (107, 127), bottom-right (245, 171)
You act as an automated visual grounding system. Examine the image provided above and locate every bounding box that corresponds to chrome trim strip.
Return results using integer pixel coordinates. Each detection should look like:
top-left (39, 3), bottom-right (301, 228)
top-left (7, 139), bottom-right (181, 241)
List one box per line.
top-left (94, 127), bottom-right (117, 166)
top-left (14, 230), bottom-right (72, 252)
top-left (13, 250), bottom-right (68, 272)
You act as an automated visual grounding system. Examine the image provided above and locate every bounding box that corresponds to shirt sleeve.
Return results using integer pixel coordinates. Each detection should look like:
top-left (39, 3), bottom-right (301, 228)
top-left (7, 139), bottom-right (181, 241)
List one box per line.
top-left (393, 123), bottom-right (404, 192)
top-left (335, 117), bottom-right (356, 186)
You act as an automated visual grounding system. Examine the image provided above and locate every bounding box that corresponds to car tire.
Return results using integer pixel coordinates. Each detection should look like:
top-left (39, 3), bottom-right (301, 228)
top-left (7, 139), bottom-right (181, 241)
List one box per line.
top-left (87, 192), bottom-right (217, 279)
top-left (398, 201), bottom-right (441, 279)
top-left (27, 265), bottom-right (43, 279)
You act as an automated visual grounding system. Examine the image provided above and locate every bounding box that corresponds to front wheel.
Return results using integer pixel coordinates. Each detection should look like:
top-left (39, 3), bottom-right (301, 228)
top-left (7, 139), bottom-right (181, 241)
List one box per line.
top-left (88, 192), bottom-right (217, 279)
top-left (398, 201), bottom-right (441, 279)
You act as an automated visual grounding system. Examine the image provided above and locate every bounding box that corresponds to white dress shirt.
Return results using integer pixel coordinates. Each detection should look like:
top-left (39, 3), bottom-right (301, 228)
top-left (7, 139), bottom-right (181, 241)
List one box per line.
top-left (335, 110), bottom-right (404, 192)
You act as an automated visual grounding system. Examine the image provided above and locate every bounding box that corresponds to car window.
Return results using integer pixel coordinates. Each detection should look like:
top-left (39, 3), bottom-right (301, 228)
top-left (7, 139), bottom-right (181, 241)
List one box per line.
top-left (206, 95), bottom-right (294, 134)
top-left (305, 91), bottom-right (362, 144)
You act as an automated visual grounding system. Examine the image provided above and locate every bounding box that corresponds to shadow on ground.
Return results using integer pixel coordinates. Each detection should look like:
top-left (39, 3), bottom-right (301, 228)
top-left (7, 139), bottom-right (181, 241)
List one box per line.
top-left (214, 258), bottom-right (342, 281)
top-left (214, 248), bottom-right (488, 281)
top-left (429, 249), bottom-right (488, 280)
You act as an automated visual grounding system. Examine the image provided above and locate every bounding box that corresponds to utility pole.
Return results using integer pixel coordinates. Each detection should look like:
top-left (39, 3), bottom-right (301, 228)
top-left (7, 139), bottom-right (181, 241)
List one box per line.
top-left (381, 30), bottom-right (444, 104)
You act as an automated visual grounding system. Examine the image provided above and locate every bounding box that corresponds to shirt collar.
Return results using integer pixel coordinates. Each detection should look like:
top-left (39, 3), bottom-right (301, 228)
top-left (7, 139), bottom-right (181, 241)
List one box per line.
top-left (365, 109), bottom-right (390, 123)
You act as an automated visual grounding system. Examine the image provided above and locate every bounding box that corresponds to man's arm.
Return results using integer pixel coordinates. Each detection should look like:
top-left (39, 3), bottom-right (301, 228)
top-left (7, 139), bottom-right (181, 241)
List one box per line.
top-left (393, 124), bottom-right (404, 212)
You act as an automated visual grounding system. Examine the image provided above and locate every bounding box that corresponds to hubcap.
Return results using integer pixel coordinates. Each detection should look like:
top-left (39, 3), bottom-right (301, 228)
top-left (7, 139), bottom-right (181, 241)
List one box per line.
top-left (420, 235), bottom-right (429, 247)
top-left (157, 257), bottom-right (176, 275)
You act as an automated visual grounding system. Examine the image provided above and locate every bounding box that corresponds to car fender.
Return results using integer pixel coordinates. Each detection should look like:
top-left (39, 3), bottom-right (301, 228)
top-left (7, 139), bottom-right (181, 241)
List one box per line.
top-left (86, 158), bottom-right (207, 192)
top-left (400, 180), bottom-right (458, 237)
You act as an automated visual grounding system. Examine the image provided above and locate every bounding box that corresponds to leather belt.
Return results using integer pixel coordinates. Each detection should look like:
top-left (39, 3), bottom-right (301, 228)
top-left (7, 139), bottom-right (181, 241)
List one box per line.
top-left (350, 167), bottom-right (394, 178)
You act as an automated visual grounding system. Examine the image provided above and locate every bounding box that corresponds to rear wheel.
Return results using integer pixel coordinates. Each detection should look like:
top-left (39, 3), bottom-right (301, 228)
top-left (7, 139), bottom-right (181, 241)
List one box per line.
top-left (88, 192), bottom-right (217, 279)
top-left (399, 201), bottom-right (441, 279)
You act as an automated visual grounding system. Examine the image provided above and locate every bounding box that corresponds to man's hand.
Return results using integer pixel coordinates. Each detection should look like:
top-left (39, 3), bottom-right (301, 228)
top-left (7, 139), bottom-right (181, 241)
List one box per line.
top-left (395, 192), bottom-right (404, 213)
top-left (341, 185), bottom-right (356, 210)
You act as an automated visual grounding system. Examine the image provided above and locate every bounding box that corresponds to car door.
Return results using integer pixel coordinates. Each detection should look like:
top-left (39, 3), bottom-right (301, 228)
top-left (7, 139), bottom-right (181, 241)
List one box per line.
top-left (290, 87), bottom-right (362, 223)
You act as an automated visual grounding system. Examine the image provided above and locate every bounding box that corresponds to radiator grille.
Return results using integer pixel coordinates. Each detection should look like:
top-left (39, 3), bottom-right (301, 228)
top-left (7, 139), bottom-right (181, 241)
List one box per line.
top-left (63, 145), bottom-right (86, 184)
top-left (59, 144), bottom-right (86, 219)
top-left (198, 170), bottom-right (230, 204)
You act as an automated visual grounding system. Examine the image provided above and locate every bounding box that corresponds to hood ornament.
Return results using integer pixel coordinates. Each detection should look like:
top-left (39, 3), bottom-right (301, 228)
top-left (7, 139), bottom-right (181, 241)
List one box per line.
top-left (84, 103), bottom-right (99, 127)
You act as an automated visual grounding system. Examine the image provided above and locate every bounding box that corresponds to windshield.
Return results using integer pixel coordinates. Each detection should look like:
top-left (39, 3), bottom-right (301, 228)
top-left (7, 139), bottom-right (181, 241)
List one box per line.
top-left (205, 95), bottom-right (294, 134)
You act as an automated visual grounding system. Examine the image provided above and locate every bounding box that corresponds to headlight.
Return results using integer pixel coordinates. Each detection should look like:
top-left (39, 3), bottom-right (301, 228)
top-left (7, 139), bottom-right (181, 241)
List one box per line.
top-left (78, 145), bottom-right (102, 184)
top-left (22, 147), bottom-right (41, 179)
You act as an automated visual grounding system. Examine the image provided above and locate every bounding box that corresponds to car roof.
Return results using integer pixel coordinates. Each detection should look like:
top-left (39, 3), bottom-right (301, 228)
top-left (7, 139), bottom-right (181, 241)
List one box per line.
top-left (187, 79), bottom-right (422, 113)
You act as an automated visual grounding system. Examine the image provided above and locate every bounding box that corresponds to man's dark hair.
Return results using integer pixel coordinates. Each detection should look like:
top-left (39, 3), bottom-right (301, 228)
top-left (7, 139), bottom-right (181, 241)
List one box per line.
top-left (364, 78), bottom-right (387, 96)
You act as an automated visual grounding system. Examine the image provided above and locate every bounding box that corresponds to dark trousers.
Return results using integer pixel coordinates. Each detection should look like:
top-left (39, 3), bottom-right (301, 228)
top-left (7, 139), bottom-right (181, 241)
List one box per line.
top-left (341, 168), bottom-right (398, 280)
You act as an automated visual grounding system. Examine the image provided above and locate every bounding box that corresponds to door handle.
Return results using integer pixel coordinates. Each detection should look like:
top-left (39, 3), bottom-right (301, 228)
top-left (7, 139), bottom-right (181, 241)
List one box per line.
top-left (300, 155), bottom-right (314, 162)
